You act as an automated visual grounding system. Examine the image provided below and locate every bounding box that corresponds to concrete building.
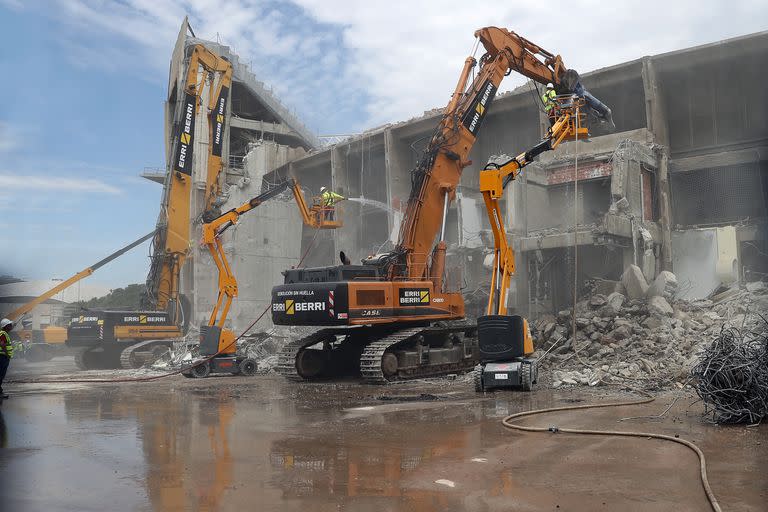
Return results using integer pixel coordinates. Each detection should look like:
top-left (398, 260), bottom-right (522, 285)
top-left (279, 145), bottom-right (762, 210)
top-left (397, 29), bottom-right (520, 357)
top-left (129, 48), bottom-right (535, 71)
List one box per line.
top-left (273, 29), bottom-right (768, 318)
top-left (157, 23), bottom-right (767, 330)
top-left (154, 19), bottom-right (319, 332)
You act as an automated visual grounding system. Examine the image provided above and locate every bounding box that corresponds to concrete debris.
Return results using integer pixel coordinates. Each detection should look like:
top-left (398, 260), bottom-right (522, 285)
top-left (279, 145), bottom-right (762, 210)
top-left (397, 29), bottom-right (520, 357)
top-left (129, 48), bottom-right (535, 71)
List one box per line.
top-left (647, 270), bottom-right (678, 299)
top-left (598, 291), bottom-right (626, 317)
top-left (648, 295), bottom-right (674, 317)
top-left (621, 265), bottom-right (649, 300)
top-left (536, 270), bottom-right (768, 391)
top-left (589, 294), bottom-right (607, 308)
top-left (149, 326), bottom-right (307, 373)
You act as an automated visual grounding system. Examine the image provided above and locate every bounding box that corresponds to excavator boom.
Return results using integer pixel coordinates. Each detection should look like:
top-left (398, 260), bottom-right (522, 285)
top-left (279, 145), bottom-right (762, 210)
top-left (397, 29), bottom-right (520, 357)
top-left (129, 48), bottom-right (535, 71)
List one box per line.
top-left (391, 27), bottom-right (580, 282)
top-left (65, 43), bottom-right (234, 371)
top-left (198, 177), bottom-right (341, 365)
top-left (146, 43), bottom-right (233, 316)
top-left (6, 230), bottom-right (156, 322)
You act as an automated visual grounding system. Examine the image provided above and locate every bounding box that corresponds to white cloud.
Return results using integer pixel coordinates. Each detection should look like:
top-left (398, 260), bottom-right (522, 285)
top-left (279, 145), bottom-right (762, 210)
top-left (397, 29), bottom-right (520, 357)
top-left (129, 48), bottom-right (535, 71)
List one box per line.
top-left (0, 175), bottom-right (121, 194)
top-left (38, 0), bottom-right (768, 130)
top-left (292, 0), bottom-right (768, 125)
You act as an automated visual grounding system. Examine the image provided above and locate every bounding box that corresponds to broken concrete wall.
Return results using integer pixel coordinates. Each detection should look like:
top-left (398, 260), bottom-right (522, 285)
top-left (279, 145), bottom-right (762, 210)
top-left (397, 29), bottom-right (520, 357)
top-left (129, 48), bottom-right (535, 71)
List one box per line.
top-left (192, 143), bottom-right (304, 332)
top-left (672, 226), bottom-right (739, 300)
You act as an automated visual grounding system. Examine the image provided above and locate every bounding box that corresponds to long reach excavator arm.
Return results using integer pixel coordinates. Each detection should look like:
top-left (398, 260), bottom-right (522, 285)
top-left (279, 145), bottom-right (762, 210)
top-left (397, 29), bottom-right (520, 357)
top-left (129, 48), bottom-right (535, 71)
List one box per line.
top-left (382, 27), bottom-right (587, 285)
top-left (480, 97), bottom-right (587, 318)
top-left (199, 179), bottom-right (340, 361)
top-left (145, 44), bottom-right (233, 320)
top-left (6, 231), bottom-right (156, 323)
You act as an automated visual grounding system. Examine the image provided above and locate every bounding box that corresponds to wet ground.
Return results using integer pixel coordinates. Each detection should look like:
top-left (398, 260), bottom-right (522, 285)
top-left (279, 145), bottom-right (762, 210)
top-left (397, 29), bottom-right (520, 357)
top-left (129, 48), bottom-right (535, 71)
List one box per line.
top-left (0, 357), bottom-right (766, 511)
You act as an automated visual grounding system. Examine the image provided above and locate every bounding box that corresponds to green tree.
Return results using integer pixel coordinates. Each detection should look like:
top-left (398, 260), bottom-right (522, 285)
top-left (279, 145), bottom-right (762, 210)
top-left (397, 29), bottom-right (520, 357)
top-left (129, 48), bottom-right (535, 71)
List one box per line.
top-left (78, 283), bottom-right (147, 310)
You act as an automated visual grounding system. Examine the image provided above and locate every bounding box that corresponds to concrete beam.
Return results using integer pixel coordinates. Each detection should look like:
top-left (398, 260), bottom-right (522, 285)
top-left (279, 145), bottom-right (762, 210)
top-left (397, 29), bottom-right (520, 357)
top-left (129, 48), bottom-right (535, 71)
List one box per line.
top-left (736, 222), bottom-right (768, 242)
top-left (519, 214), bottom-right (662, 252)
top-left (536, 128), bottom-right (654, 167)
top-left (519, 230), bottom-right (598, 251)
top-left (230, 116), bottom-right (291, 136)
top-left (669, 146), bottom-right (768, 173)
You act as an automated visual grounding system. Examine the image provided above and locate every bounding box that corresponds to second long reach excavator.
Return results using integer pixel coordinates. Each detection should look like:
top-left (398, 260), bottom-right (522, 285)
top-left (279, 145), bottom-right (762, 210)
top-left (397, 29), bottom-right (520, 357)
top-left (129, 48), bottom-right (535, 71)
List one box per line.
top-left (66, 43), bottom-right (233, 370)
top-left (272, 26), bottom-right (609, 384)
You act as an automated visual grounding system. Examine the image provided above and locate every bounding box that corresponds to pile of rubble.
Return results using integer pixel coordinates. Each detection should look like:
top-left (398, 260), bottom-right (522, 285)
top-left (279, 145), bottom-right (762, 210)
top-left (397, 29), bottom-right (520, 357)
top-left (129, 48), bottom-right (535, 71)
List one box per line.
top-left (533, 265), bottom-right (768, 390)
top-left (150, 326), bottom-right (305, 373)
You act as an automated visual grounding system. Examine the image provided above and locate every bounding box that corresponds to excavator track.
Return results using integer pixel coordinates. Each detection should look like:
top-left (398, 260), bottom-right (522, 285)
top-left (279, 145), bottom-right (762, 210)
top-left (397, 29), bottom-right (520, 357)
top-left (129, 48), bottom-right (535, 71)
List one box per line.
top-left (276, 328), bottom-right (349, 381)
top-left (278, 324), bottom-right (478, 384)
top-left (74, 346), bottom-right (122, 370)
top-left (360, 325), bottom-right (478, 384)
top-left (359, 328), bottom-right (424, 384)
top-left (119, 339), bottom-right (175, 369)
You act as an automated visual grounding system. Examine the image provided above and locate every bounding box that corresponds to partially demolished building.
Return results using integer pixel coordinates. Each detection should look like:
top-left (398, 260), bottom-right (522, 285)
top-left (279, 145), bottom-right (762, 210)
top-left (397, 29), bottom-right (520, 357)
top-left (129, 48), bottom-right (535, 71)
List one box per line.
top-left (155, 21), bottom-right (768, 331)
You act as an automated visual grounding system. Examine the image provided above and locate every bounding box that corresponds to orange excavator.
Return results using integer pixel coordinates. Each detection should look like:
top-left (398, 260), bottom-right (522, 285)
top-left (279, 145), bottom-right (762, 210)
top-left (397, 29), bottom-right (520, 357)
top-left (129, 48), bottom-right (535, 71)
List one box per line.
top-left (183, 178), bottom-right (341, 378)
top-left (272, 27), bottom-right (606, 384)
top-left (66, 44), bottom-right (233, 369)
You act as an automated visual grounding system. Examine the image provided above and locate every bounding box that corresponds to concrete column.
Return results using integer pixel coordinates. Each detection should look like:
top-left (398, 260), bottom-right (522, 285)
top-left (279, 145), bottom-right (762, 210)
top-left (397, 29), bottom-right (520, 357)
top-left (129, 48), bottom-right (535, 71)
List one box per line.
top-left (383, 128), bottom-right (396, 235)
top-left (537, 103), bottom-right (549, 139)
top-left (514, 249), bottom-right (531, 318)
top-left (657, 151), bottom-right (673, 271)
top-left (330, 146), bottom-right (347, 257)
top-left (642, 58), bottom-right (669, 147)
top-left (642, 57), bottom-right (673, 271)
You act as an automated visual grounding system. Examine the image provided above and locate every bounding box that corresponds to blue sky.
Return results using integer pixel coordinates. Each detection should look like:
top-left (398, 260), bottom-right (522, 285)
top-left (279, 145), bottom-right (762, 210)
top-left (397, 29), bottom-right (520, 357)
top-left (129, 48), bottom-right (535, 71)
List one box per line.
top-left (1, 0), bottom-right (765, 289)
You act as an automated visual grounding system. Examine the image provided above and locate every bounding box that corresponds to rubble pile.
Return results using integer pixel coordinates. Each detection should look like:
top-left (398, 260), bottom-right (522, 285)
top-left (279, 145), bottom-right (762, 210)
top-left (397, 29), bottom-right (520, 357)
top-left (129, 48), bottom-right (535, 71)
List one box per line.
top-left (149, 326), bottom-right (307, 373)
top-left (533, 265), bottom-right (768, 390)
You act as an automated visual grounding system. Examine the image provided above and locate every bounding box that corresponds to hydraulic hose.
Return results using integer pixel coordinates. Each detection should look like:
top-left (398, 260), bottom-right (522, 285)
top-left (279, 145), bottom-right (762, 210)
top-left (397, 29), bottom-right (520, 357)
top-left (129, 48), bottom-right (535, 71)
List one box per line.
top-left (501, 396), bottom-right (722, 512)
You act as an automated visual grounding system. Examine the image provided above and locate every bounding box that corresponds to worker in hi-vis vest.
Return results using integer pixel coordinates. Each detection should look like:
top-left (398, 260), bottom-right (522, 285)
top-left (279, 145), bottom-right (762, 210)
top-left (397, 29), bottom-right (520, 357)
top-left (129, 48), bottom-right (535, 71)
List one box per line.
top-left (320, 186), bottom-right (345, 220)
top-left (542, 82), bottom-right (557, 124)
top-left (0, 319), bottom-right (15, 399)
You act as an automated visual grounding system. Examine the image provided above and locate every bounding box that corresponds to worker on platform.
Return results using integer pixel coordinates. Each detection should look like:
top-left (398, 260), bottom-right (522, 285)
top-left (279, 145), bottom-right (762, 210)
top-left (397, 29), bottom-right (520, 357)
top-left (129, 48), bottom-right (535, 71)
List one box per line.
top-left (320, 186), bottom-right (345, 220)
top-left (541, 83), bottom-right (557, 125)
top-left (0, 319), bottom-right (15, 399)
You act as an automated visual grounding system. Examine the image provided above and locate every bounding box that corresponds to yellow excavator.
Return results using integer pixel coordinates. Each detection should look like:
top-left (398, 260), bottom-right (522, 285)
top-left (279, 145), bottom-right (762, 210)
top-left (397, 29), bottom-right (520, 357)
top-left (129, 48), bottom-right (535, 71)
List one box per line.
top-left (183, 176), bottom-right (341, 378)
top-left (66, 43), bottom-right (234, 370)
top-left (473, 93), bottom-right (590, 391)
top-left (4, 231), bottom-right (156, 362)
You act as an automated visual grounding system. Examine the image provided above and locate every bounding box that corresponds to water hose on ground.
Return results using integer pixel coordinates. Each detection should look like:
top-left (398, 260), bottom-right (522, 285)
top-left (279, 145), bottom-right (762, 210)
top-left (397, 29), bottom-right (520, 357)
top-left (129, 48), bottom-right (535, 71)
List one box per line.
top-left (501, 395), bottom-right (722, 512)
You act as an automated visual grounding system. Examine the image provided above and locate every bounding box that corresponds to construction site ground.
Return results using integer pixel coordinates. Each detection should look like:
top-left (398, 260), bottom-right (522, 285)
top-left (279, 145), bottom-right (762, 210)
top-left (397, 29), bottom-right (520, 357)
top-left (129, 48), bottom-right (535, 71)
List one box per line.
top-left (2, 357), bottom-right (766, 511)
